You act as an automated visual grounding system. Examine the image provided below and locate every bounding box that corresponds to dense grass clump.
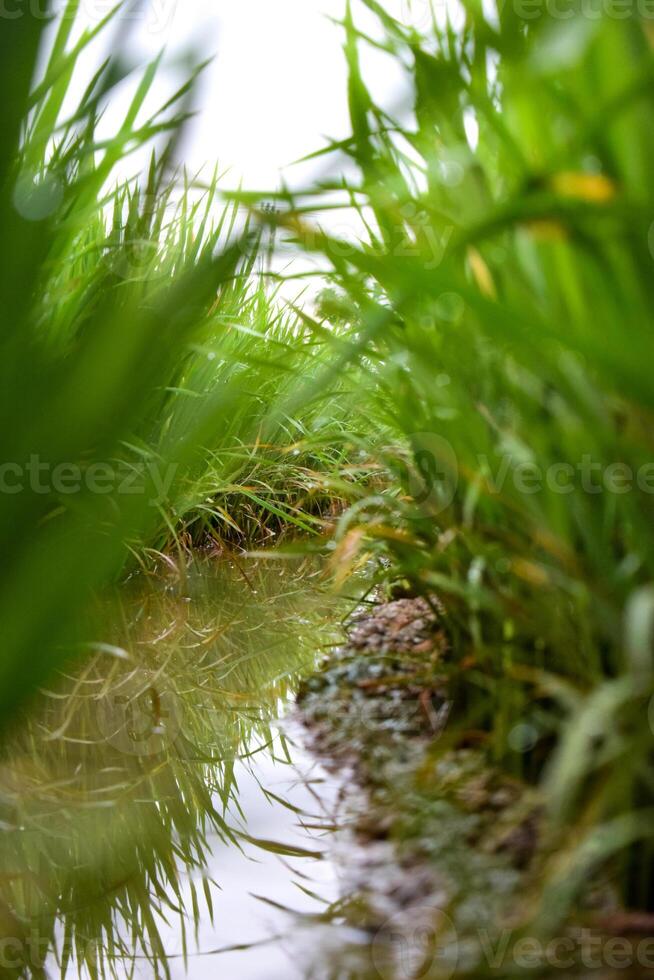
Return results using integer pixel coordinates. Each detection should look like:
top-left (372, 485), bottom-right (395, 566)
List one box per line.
top-left (0, 5), bottom-right (369, 726)
top-left (6, 0), bottom-right (654, 962)
top-left (274, 2), bottom-right (654, 916)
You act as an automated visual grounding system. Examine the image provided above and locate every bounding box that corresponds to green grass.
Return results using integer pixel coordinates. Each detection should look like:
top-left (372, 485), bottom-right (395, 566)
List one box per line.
top-left (0, 3), bottom-right (371, 730)
top-left (268, 0), bottom-right (654, 919)
top-left (6, 0), bottom-right (654, 967)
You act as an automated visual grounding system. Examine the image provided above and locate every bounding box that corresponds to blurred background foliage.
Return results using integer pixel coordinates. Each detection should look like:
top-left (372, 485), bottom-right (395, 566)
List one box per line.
top-left (277, 0), bottom-right (654, 916)
top-left (0, 1), bottom-right (369, 730)
top-left (3, 0), bottom-right (654, 968)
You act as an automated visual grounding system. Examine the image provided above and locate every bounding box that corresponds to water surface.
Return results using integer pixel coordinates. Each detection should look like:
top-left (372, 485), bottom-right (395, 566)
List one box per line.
top-left (0, 557), bottom-right (358, 979)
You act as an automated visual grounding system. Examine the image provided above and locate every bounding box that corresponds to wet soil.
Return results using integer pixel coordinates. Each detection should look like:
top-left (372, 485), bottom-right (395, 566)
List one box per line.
top-left (294, 597), bottom-right (648, 979)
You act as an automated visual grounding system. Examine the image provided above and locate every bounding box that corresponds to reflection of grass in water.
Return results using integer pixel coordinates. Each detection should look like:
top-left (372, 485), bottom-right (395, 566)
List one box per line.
top-left (0, 558), bottom-right (348, 979)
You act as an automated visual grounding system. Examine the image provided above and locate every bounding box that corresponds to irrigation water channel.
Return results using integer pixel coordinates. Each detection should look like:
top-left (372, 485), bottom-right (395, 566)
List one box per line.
top-left (0, 556), bottom-right (371, 979)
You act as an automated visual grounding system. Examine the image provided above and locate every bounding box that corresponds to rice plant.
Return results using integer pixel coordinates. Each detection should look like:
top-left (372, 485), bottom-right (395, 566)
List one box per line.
top-left (7, 0), bottom-right (654, 971)
top-left (0, 2), bottom-right (367, 729)
top-left (279, 0), bottom-right (654, 917)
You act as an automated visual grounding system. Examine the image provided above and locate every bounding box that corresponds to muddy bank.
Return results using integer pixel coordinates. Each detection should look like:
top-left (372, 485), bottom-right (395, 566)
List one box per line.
top-left (294, 597), bottom-right (644, 979)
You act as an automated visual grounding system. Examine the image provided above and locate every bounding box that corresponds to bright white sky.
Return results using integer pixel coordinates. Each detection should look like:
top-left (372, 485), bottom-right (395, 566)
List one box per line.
top-left (68, 0), bottom-right (430, 189)
top-left (51, 1), bottom-right (457, 292)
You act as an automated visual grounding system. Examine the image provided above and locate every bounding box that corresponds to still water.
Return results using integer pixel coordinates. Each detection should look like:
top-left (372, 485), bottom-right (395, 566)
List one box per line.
top-left (0, 557), bottom-right (362, 979)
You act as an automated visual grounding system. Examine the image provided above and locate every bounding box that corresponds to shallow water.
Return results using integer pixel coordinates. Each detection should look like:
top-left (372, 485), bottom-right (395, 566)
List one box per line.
top-left (0, 557), bottom-right (362, 979)
top-left (107, 739), bottom-right (345, 980)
